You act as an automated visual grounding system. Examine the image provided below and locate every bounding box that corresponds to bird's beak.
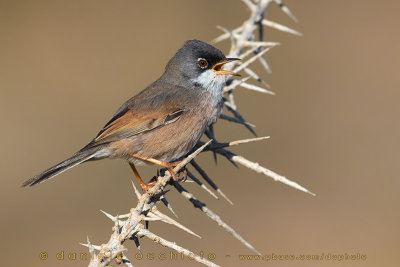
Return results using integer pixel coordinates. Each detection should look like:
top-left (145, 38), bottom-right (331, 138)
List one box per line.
top-left (212, 58), bottom-right (240, 76)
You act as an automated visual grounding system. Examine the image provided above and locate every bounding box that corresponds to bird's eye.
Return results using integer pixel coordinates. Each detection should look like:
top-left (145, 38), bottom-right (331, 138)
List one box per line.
top-left (197, 58), bottom-right (208, 69)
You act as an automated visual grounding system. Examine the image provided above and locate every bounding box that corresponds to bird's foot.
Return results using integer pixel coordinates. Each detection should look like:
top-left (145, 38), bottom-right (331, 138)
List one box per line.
top-left (139, 178), bottom-right (157, 193)
top-left (165, 161), bottom-right (187, 182)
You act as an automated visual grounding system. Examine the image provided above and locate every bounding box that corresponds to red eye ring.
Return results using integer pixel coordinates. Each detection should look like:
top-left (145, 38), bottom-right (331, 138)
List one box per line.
top-left (197, 58), bottom-right (208, 69)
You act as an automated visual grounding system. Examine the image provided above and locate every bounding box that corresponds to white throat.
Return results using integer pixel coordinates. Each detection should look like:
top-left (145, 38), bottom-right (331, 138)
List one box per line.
top-left (192, 69), bottom-right (227, 100)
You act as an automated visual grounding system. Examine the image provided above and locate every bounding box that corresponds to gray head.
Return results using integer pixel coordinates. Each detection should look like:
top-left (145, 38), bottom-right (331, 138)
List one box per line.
top-left (162, 40), bottom-right (239, 93)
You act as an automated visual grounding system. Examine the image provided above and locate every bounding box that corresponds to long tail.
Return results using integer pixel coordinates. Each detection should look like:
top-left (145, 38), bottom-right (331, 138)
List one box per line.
top-left (21, 148), bottom-right (100, 187)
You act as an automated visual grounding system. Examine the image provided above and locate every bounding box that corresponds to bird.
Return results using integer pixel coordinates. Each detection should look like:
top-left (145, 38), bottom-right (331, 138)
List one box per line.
top-left (22, 40), bottom-right (239, 191)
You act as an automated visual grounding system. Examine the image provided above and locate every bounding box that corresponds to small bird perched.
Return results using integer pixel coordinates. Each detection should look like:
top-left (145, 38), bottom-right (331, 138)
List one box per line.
top-left (22, 40), bottom-right (239, 191)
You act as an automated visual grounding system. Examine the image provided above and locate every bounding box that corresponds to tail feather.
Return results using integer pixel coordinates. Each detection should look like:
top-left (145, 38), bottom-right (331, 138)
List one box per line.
top-left (22, 148), bottom-right (99, 187)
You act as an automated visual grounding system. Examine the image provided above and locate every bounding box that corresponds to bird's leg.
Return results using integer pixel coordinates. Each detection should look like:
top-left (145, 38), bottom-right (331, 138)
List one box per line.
top-left (129, 162), bottom-right (156, 192)
top-left (149, 160), bottom-right (189, 182)
top-left (129, 154), bottom-right (179, 189)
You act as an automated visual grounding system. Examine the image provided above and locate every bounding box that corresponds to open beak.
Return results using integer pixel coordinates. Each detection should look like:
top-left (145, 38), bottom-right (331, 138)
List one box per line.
top-left (212, 58), bottom-right (240, 76)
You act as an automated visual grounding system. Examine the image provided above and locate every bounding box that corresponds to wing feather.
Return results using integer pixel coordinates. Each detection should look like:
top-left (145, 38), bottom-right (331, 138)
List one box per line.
top-left (86, 108), bottom-right (183, 148)
top-left (81, 82), bottom-right (192, 151)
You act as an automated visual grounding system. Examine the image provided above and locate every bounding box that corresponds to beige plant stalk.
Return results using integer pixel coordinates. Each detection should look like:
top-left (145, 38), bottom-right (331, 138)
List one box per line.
top-left (83, 1), bottom-right (313, 266)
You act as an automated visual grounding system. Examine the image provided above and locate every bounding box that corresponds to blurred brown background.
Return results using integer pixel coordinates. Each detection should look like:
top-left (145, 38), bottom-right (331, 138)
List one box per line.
top-left (1, 0), bottom-right (398, 266)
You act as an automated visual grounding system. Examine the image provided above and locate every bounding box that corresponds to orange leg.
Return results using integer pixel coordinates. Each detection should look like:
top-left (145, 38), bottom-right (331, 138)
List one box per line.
top-left (129, 154), bottom-right (181, 192)
top-left (129, 162), bottom-right (156, 192)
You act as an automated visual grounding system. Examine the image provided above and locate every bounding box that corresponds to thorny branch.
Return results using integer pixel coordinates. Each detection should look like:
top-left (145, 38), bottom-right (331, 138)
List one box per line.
top-left (84, 1), bottom-right (313, 266)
